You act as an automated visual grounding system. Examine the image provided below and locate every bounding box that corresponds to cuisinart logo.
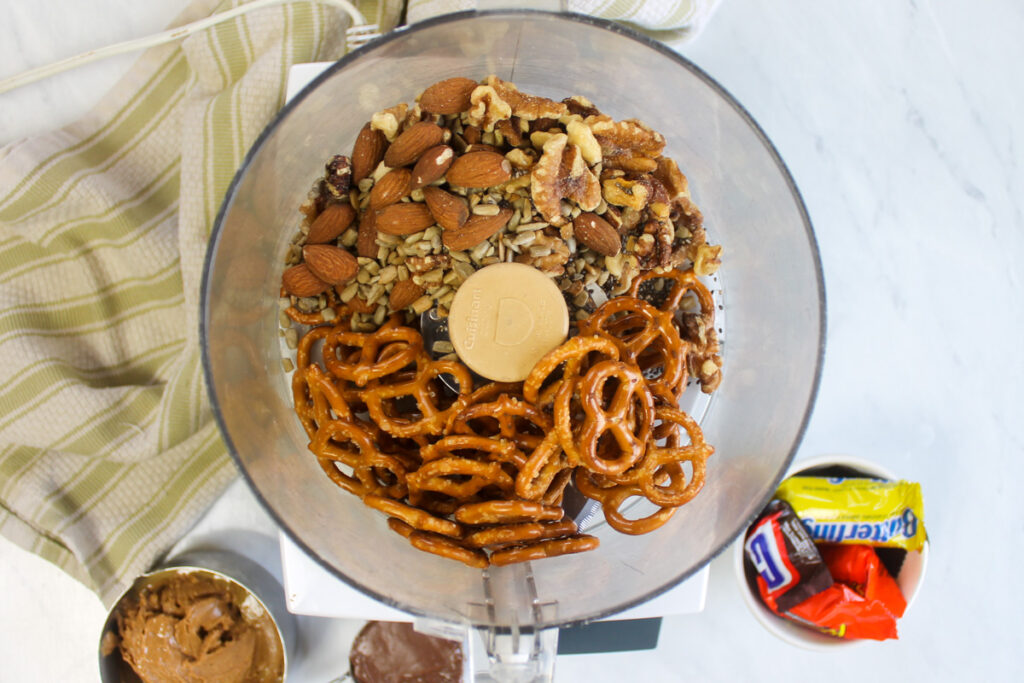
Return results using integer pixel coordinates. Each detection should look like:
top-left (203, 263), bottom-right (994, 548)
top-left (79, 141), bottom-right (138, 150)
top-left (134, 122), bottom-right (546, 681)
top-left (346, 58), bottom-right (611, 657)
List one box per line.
top-left (463, 287), bottom-right (482, 350)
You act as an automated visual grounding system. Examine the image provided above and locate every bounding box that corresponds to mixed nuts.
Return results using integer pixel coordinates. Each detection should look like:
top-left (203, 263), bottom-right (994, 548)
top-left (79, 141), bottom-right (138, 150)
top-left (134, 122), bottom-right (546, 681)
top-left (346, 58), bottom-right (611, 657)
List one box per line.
top-left (280, 74), bottom-right (722, 389)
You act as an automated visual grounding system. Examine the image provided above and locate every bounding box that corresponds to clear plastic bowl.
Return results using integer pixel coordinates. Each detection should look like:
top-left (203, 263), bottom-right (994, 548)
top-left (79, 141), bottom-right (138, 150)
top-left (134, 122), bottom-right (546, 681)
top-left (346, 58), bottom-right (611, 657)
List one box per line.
top-left (200, 10), bottom-right (825, 630)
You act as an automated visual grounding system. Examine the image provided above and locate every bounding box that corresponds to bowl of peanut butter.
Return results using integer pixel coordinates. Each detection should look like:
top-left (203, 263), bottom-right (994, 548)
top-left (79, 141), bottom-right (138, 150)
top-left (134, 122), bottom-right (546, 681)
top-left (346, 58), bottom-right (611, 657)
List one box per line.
top-left (99, 549), bottom-right (294, 683)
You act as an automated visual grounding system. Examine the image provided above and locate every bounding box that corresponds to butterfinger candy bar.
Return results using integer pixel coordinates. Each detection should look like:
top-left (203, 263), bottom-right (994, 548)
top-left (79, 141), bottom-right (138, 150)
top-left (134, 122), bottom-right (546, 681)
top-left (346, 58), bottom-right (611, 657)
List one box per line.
top-left (745, 499), bottom-right (833, 612)
top-left (776, 477), bottom-right (926, 551)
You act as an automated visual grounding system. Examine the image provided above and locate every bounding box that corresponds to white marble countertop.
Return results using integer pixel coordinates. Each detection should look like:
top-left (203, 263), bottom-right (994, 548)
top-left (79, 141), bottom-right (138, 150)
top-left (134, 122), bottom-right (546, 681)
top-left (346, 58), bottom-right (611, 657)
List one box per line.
top-left (2, 0), bottom-right (1021, 680)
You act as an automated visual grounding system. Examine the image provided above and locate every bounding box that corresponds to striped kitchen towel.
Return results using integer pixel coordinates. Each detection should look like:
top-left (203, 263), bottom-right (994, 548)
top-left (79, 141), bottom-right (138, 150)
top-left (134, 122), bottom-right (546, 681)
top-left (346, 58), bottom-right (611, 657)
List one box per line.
top-left (409, 0), bottom-right (724, 46)
top-left (0, 0), bottom-right (403, 607)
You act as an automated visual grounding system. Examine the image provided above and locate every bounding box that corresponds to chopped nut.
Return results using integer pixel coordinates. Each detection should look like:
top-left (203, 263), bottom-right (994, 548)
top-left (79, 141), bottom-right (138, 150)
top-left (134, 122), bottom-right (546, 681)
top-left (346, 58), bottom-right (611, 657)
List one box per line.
top-left (693, 243), bottom-right (723, 276)
top-left (484, 75), bottom-right (567, 122)
top-left (411, 295), bottom-right (434, 314)
top-left (471, 203), bottom-right (502, 216)
top-left (406, 254), bottom-right (451, 273)
top-left (467, 85), bottom-right (512, 131)
top-left (370, 103), bottom-right (408, 141)
top-left (602, 177), bottom-right (649, 211)
top-left (566, 119), bottom-right (601, 164)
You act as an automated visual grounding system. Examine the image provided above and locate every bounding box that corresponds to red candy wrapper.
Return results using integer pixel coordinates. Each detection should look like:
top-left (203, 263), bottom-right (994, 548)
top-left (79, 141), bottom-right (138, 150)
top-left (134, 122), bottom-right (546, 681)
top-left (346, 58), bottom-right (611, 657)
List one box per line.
top-left (764, 544), bottom-right (907, 640)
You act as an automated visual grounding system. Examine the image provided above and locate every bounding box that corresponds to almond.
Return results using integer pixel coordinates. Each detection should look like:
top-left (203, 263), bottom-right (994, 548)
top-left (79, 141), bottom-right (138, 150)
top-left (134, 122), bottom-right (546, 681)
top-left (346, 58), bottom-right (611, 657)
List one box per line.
top-left (282, 263), bottom-right (329, 297)
top-left (302, 244), bottom-right (358, 284)
top-left (383, 121), bottom-right (444, 168)
top-left (422, 186), bottom-right (468, 231)
top-left (388, 279), bottom-right (425, 310)
top-left (356, 208), bottom-right (378, 258)
top-left (573, 212), bottom-right (621, 257)
top-left (369, 168), bottom-right (412, 209)
top-left (352, 122), bottom-right (387, 183)
top-left (306, 202), bottom-right (355, 244)
top-left (442, 208), bottom-right (513, 251)
top-left (445, 151), bottom-right (512, 188)
top-left (418, 77), bottom-right (478, 115)
top-left (410, 145), bottom-right (454, 190)
top-left (376, 203), bottom-right (436, 235)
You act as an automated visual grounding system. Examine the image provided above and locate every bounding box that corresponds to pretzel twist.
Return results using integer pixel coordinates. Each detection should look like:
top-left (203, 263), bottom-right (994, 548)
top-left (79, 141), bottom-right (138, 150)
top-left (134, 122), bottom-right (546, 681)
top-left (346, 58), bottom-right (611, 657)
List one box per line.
top-left (463, 520), bottom-right (578, 549)
top-left (574, 360), bottom-right (655, 476)
top-left (454, 500), bottom-right (564, 525)
top-left (324, 322), bottom-right (424, 387)
top-left (362, 359), bottom-right (474, 437)
top-left (489, 535), bottom-right (600, 566)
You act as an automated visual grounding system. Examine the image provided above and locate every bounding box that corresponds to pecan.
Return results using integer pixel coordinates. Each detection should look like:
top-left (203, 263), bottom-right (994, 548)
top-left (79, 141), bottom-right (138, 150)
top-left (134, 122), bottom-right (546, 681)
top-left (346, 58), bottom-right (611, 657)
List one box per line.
top-left (530, 134), bottom-right (601, 226)
top-left (485, 75), bottom-right (567, 122)
top-left (602, 177), bottom-right (649, 211)
top-left (562, 95), bottom-right (601, 118)
top-left (515, 231), bottom-right (569, 275)
top-left (692, 243), bottom-right (723, 276)
top-left (641, 175), bottom-right (671, 219)
top-left (495, 118), bottom-right (524, 147)
top-left (324, 155), bottom-right (352, 199)
top-left (467, 85), bottom-right (512, 132)
top-left (603, 155), bottom-right (659, 173)
top-left (586, 115), bottom-right (666, 160)
top-left (405, 254), bottom-right (451, 274)
top-left (637, 219), bottom-right (674, 269)
top-left (370, 103), bottom-right (408, 141)
top-left (566, 119), bottom-right (601, 165)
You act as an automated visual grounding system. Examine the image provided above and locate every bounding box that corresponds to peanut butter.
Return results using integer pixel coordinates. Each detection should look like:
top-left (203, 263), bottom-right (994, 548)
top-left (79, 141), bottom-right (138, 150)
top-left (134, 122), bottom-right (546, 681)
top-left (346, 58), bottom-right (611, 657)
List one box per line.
top-left (105, 570), bottom-right (283, 683)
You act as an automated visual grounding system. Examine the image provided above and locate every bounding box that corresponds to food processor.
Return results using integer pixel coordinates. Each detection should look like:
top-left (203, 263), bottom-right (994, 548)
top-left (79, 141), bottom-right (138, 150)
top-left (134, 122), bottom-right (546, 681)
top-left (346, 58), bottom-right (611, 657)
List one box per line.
top-left (201, 9), bottom-right (824, 680)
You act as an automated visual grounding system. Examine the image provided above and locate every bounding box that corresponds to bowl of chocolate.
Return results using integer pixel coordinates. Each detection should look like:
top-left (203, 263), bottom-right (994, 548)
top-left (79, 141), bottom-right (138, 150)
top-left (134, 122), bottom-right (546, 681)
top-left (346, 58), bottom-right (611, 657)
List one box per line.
top-left (734, 454), bottom-right (929, 649)
top-left (99, 550), bottom-right (295, 683)
top-left (201, 8), bottom-right (824, 669)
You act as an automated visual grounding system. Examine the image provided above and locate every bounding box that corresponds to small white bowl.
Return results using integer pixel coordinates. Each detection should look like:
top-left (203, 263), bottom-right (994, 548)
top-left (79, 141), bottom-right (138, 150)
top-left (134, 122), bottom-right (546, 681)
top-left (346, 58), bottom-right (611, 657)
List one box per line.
top-left (733, 454), bottom-right (929, 650)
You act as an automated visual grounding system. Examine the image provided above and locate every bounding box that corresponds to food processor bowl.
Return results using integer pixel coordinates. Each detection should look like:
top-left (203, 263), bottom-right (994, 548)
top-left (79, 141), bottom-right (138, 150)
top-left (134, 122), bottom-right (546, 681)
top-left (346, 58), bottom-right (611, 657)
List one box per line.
top-left (201, 10), bottom-right (824, 634)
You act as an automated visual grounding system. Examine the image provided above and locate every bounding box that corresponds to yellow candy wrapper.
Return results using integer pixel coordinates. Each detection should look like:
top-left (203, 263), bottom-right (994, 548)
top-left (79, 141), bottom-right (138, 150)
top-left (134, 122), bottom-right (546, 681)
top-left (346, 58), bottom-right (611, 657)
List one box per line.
top-left (775, 477), bottom-right (926, 552)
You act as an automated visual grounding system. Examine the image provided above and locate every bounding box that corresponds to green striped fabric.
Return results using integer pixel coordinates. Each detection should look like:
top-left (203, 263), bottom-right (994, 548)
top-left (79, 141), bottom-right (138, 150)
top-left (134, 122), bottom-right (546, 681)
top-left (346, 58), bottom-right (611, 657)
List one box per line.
top-left (0, 0), bottom-right (403, 607)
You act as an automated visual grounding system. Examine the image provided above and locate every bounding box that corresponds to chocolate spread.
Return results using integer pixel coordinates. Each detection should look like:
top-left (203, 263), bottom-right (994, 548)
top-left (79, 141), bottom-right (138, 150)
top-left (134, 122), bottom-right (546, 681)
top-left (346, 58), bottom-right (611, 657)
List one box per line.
top-left (349, 621), bottom-right (463, 683)
top-left (105, 571), bottom-right (283, 683)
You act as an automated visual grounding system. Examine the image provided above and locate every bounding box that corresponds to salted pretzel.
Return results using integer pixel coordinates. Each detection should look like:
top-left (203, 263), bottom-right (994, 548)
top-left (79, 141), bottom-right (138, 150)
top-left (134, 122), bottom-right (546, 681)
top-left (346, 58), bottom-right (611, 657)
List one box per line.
top-left (579, 297), bottom-right (688, 403)
top-left (522, 334), bottom-right (619, 405)
top-left (363, 494), bottom-right (464, 538)
top-left (628, 268), bottom-right (715, 319)
top-left (406, 457), bottom-right (515, 506)
top-left (562, 360), bottom-right (655, 476)
top-left (515, 432), bottom-right (570, 501)
top-left (463, 519), bottom-right (578, 549)
top-left (409, 530), bottom-right (490, 569)
top-left (289, 304), bottom-right (714, 567)
top-left (448, 393), bottom-right (552, 452)
top-left (454, 500), bottom-right (564, 525)
top-left (633, 406), bottom-right (712, 507)
top-left (362, 359), bottom-right (475, 437)
top-left (540, 468), bottom-right (574, 507)
top-left (574, 469), bottom-right (676, 536)
top-left (629, 268), bottom-right (722, 393)
top-left (420, 434), bottom-right (529, 471)
top-left (323, 319), bottom-right (424, 386)
top-left (489, 535), bottom-right (600, 566)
